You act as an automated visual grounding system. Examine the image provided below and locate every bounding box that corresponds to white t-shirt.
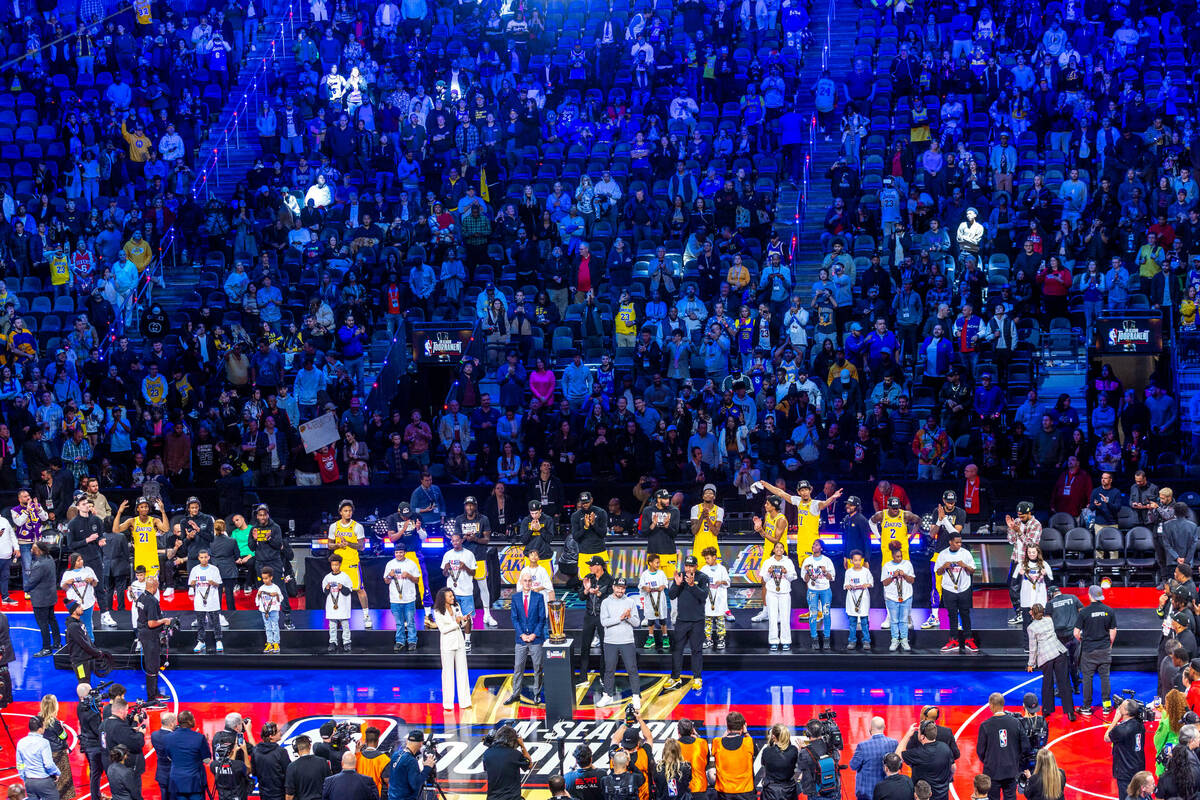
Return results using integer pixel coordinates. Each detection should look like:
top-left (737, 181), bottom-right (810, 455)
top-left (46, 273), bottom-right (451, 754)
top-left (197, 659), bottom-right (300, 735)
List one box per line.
top-left (0, 518), bottom-right (16, 559)
top-left (843, 566), bottom-right (874, 616)
top-left (934, 547), bottom-right (977, 594)
top-left (700, 563), bottom-right (731, 614)
top-left (322, 571), bottom-right (354, 620)
top-left (188, 564), bottom-right (223, 612)
top-left (255, 583), bottom-right (284, 614)
top-left (385, 557), bottom-right (422, 604)
top-left (520, 564), bottom-right (554, 605)
top-left (881, 559), bottom-right (915, 603)
top-left (1016, 560), bottom-right (1052, 608)
top-left (638, 568), bottom-right (669, 619)
top-left (762, 556), bottom-right (797, 596)
top-left (128, 579), bottom-right (158, 625)
top-left (61, 566), bottom-right (97, 608)
top-left (441, 548), bottom-right (478, 596)
top-left (800, 555), bottom-right (835, 591)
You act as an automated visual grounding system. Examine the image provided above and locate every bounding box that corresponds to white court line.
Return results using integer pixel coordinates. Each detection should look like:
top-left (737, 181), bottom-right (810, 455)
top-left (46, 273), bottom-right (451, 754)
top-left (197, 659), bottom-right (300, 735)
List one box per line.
top-left (1044, 724), bottom-right (1118, 800)
top-left (948, 676), bottom-right (1041, 800)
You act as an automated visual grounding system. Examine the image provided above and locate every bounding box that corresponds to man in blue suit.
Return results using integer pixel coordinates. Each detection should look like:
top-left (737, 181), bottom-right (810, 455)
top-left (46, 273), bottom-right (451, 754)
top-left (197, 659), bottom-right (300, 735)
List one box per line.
top-left (505, 572), bottom-right (548, 704)
top-left (163, 711), bottom-right (212, 800)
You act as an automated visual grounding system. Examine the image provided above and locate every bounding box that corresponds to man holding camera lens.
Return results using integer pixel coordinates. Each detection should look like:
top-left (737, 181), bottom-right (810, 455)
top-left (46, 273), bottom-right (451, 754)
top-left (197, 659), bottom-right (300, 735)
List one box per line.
top-left (315, 722), bottom-right (350, 774)
top-left (799, 718), bottom-right (841, 800)
top-left (1104, 698), bottom-right (1148, 799)
top-left (75, 684), bottom-right (105, 800)
top-left (610, 714), bottom-right (656, 800)
top-left (100, 697), bottom-right (147, 774)
top-left (483, 726), bottom-right (532, 800)
top-left (212, 713), bottom-right (254, 773)
top-left (389, 731), bottom-right (435, 800)
top-left (896, 722), bottom-right (953, 800)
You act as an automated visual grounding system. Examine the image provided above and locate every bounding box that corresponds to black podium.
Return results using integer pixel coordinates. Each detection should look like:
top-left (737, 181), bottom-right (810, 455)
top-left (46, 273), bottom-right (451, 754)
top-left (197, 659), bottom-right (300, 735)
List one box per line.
top-left (542, 638), bottom-right (575, 724)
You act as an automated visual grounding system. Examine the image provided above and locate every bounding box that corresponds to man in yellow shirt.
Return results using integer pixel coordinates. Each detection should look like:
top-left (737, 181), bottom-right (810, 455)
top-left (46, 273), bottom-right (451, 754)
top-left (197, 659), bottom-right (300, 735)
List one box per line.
top-left (725, 254), bottom-right (751, 292)
top-left (615, 289), bottom-right (638, 349)
top-left (120, 115), bottom-right (151, 179)
top-left (123, 230), bottom-right (153, 273)
top-left (48, 246), bottom-right (71, 297)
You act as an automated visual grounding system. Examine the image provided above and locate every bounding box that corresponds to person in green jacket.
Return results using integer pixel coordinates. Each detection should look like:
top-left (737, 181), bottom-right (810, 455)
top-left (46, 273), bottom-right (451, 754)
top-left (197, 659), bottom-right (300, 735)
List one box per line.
top-left (1154, 689), bottom-right (1189, 775)
top-left (227, 513), bottom-right (256, 592)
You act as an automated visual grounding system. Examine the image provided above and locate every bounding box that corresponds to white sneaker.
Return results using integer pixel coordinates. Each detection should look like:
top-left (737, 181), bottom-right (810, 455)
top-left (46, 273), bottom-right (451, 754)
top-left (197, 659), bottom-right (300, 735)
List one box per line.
top-left (881, 617), bottom-right (890, 629)
top-left (164, 588), bottom-right (175, 598)
top-left (631, 694), bottom-right (642, 710)
top-left (751, 610), bottom-right (768, 622)
top-left (193, 642), bottom-right (205, 653)
top-left (590, 635), bottom-right (600, 649)
top-left (216, 641), bottom-right (224, 653)
top-left (135, 640), bottom-right (142, 652)
top-left (363, 614), bottom-right (373, 629)
top-left (596, 693), bottom-right (614, 707)
top-left (889, 638), bottom-right (899, 651)
top-left (484, 614), bottom-right (498, 627)
top-left (219, 615), bottom-right (229, 628)
top-left (101, 612), bottom-right (116, 627)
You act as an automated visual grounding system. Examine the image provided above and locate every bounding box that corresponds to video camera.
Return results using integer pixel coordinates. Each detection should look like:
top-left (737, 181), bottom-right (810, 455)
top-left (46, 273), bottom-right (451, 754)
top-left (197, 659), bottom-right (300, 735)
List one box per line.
top-left (625, 703), bottom-right (638, 727)
top-left (1112, 689), bottom-right (1154, 723)
top-left (815, 709), bottom-right (844, 753)
top-left (127, 699), bottom-right (150, 727)
top-left (82, 680), bottom-right (115, 714)
top-left (330, 721), bottom-right (357, 748)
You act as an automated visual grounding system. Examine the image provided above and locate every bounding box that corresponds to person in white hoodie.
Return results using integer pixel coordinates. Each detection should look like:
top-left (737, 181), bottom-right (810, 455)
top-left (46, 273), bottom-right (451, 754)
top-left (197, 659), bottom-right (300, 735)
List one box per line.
top-left (762, 547), bottom-right (798, 651)
top-left (0, 512), bottom-right (17, 605)
top-left (598, 578), bottom-right (641, 708)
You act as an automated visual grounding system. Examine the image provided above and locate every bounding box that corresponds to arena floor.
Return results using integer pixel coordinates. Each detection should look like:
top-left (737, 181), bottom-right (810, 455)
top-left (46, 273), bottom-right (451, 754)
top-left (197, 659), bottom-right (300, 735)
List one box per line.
top-left (2, 616), bottom-right (1147, 800)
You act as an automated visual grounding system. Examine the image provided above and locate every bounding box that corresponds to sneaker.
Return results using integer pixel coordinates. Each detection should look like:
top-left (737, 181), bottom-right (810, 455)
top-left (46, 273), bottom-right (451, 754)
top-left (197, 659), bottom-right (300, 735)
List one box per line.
top-left (940, 639), bottom-right (960, 653)
top-left (781, 643), bottom-right (790, 651)
top-left (811, 639), bottom-right (820, 651)
top-left (660, 635), bottom-right (670, 649)
top-left (576, 675), bottom-right (592, 687)
top-left (406, 643), bottom-right (416, 652)
top-left (101, 612), bottom-right (117, 626)
top-left (643, 636), bottom-right (657, 650)
top-left (193, 642), bottom-right (205, 653)
top-left (900, 639), bottom-right (911, 652)
top-left (215, 641), bottom-right (224, 653)
top-left (631, 694), bottom-right (642, 710)
top-left (845, 641), bottom-right (856, 652)
top-left (881, 617), bottom-right (890, 629)
top-left (591, 635), bottom-right (600, 649)
top-left (394, 643), bottom-right (403, 653)
top-left (135, 640), bottom-right (142, 652)
top-left (190, 618), bottom-right (199, 628)
top-left (328, 642), bottom-right (338, 653)
top-left (33, 649), bottom-right (51, 657)
top-left (863, 641), bottom-right (872, 651)
top-left (219, 615), bottom-right (229, 628)
top-left (342, 643), bottom-right (352, 653)
top-left (770, 643), bottom-right (779, 652)
top-left (264, 644), bottom-right (273, 654)
top-left (1007, 614), bottom-right (1022, 625)
top-left (716, 639), bottom-right (726, 650)
top-left (1079, 706), bottom-right (1093, 717)
top-left (890, 638), bottom-right (900, 652)
top-left (921, 614), bottom-right (940, 629)
top-left (751, 610), bottom-right (768, 622)
top-left (1, 598), bottom-right (15, 606)
top-left (484, 615), bottom-right (498, 627)
top-left (164, 588), bottom-right (175, 598)
top-left (666, 678), bottom-right (687, 691)
top-left (596, 693), bottom-right (614, 707)
top-left (705, 638), bottom-right (714, 650)
top-left (283, 619), bottom-right (296, 631)
top-left (1101, 703), bottom-right (1112, 716)
top-left (797, 609), bottom-right (810, 620)
top-left (963, 637), bottom-right (979, 653)
top-left (362, 615), bottom-right (373, 629)
top-left (692, 679), bottom-right (703, 691)
top-left (465, 638), bottom-right (472, 651)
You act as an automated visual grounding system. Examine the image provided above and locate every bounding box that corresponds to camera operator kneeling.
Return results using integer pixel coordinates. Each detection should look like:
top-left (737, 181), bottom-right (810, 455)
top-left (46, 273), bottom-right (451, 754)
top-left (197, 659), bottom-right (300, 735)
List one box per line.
top-left (799, 719), bottom-right (840, 800)
top-left (1104, 699), bottom-right (1149, 799)
top-left (482, 726), bottom-right (531, 800)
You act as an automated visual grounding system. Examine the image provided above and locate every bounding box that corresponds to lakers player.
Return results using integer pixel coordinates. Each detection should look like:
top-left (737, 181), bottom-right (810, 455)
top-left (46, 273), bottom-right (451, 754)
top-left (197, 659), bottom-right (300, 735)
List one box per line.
top-left (869, 497), bottom-right (922, 561)
top-left (113, 497), bottom-right (169, 593)
top-left (688, 484), bottom-right (724, 558)
top-left (328, 500), bottom-right (373, 629)
top-left (752, 479), bottom-right (841, 622)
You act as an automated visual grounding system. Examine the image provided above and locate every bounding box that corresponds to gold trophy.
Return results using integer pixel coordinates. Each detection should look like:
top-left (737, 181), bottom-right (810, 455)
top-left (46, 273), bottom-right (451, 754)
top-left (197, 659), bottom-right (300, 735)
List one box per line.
top-left (547, 599), bottom-right (567, 643)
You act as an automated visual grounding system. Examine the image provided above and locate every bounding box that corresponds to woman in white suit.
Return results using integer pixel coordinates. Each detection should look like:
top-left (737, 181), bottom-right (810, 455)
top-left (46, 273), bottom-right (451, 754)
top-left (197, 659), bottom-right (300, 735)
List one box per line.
top-left (433, 588), bottom-right (472, 710)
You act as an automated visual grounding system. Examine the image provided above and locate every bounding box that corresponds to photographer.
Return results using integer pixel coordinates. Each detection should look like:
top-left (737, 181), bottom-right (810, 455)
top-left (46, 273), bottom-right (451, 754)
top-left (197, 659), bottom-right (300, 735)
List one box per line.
top-left (1103, 699), bottom-right (1148, 798)
top-left (896, 722), bottom-right (953, 800)
top-left (603, 751), bottom-right (644, 800)
top-left (287, 736), bottom-right (330, 800)
top-left (482, 726), bottom-right (531, 800)
top-left (134, 575), bottom-right (172, 705)
top-left (611, 712), bottom-right (656, 800)
top-left (100, 698), bottom-right (147, 774)
top-left (388, 731), bottom-right (435, 800)
top-left (315, 722), bottom-right (350, 775)
top-left (252, 722), bottom-right (292, 800)
top-left (1017, 693), bottom-right (1048, 786)
top-left (1156, 725), bottom-right (1200, 799)
top-left (761, 724), bottom-right (799, 800)
top-left (75, 684), bottom-right (105, 800)
top-left (212, 738), bottom-right (253, 800)
top-left (65, 601), bottom-right (107, 685)
top-left (212, 713), bottom-right (254, 772)
top-left (799, 718), bottom-right (840, 800)
top-left (565, 745), bottom-right (605, 800)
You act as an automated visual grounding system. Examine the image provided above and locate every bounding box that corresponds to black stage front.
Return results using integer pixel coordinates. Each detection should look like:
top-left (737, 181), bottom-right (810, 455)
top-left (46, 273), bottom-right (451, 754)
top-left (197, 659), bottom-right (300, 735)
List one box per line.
top-left (55, 607), bottom-right (1161, 673)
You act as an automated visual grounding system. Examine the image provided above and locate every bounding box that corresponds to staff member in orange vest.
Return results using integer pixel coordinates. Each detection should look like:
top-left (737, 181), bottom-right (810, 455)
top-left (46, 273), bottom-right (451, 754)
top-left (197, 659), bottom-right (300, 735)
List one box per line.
top-left (610, 713), bottom-right (656, 800)
top-left (712, 711), bottom-right (757, 800)
top-left (675, 718), bottom-right (710, 797)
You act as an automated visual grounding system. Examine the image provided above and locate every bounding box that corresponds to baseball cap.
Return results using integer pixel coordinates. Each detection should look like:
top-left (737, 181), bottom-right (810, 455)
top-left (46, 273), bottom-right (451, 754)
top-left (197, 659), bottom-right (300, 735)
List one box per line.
top-left (407, 730), bottom-right (426, 743)
top-left (942, 491), bottom-right (957, 503)
top-left (888, 497), bottom-right (901, 509)
top-left (797, 480), bottom-right (812, 490)
top-left (846, 495), bottom-right (861, 507)
top-left (655, 489), bottom-right (671, 500)
top-left (766, 495), bottom-right (782, 508)
top-left (397, 502), bottom-right (412, 516)
top-left (578, 491), bottom-right (593, 503)
top-left (187, 496), bottom-right (201, 506)
top-left (255, 503), bottom-right (269, 513)
top-left (65, 600), bottom-right (79, 613)
top-left (588, 556), bottom-right (607, 566)
top-left (613, 577), bottom-right (628, 587)
top-left (528, 500), bottom-right (543, 511)
top-left (621, 729), bottom-right (640, 748)
top-left (703, 483), bottom-right (717, 495)
top-left (1016, 501), bottom-right (1034, 514)
top-left (1173, 611), bottom-right (1190, 627)
top-left (1088, 584), bottom-right (1104, 600)
top-left (684, 555), bottom-right (699, 567)
top-left (464, 496), bottom-right (477, 505)
top-left (1022, 692), bottom-right (1038, 710)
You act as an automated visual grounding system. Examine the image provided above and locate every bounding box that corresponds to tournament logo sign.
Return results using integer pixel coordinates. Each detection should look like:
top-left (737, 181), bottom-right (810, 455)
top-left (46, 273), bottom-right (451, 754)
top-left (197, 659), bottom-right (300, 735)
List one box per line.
top-left (729, 543), bottom-right (765, 584)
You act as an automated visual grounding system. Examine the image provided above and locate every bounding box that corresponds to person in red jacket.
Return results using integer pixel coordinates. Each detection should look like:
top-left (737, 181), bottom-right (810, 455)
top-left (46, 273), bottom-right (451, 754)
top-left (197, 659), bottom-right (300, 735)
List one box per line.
top-left (1050, 456), bottom-right (1093, 517)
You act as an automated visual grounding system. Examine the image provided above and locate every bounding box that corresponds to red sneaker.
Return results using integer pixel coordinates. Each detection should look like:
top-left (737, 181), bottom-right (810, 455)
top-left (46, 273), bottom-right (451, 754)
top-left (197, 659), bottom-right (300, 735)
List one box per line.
top-left (940, 639), bottom-right (960, 653)
top-left (963, 638), bottom-right (979, 653)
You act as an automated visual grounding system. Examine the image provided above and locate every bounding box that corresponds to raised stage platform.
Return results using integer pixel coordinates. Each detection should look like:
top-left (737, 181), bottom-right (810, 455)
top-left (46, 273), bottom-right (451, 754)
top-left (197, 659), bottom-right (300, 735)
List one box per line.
top-left (55, 605), bottom-right (1161, 673)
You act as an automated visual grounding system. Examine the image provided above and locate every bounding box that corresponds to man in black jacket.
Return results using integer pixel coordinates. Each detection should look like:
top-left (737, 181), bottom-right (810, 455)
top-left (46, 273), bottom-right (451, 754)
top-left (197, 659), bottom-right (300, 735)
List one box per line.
top-left (67, 495), bottom-right (107, 592)
top-left (134, 575), bottom-right (172, 705)
top-left (27, 541), bottom-right (60, 656)
top-left (577, 556), bottom-right (612, 685)
top-left (65, 601), bottom-right (107, 684)
top-left (1047, 587), bottom-right (1082, 690)
top-left (285, 735), bottom-right (331, 800)
top-left (798, 718), bottom-right (841, 800)
top-left (209, 526), bottom-right (241, 616)
top-left (100, 697), bottom-right (148, 773)
top-left (975, 694), bottom-right (1027, 800)
top-left (251, 722), bottom-right (292, 800)
top-left (667, 555), bottom-right (709, 691)
top-left (322, 752), bottom-right (379, 800)
top-left (249, 504), bottom-right (294, 629)
top-left (872, 754), bottom-right (913, 800)
top-left (75, 683), bottom-right (105, 800)
top-left (897, 722), bottom-right (953, 800)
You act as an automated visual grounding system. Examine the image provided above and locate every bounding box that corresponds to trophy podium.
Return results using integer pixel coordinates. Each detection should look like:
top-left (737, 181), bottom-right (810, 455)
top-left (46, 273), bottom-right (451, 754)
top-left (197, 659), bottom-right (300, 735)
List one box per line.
top-left (542, 599), bottom-right (574, 723)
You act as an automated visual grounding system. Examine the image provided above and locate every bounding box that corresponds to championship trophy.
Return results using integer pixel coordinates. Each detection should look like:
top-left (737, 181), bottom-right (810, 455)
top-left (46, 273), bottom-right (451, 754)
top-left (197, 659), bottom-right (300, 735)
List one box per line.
top-left (547, 599), bottom-right (567, 644)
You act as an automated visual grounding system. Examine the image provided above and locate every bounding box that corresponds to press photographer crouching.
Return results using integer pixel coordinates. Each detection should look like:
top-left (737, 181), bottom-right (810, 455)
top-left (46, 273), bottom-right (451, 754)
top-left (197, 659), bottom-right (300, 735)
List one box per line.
top-left (482, 726), bottom-right (531, 800)
top-left (390, 730), bottom-right (436, 800)
top-left (1104, 695), bottom-right (1151, 798)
